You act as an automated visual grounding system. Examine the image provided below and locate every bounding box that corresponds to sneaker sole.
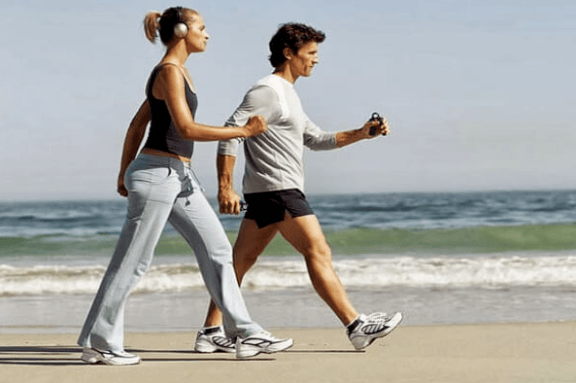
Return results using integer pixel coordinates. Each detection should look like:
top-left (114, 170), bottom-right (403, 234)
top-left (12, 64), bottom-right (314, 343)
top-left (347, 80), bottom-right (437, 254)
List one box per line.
top-left (194, 344), bottom-right (218, 353)
top-left (236, 340), bottom-right (293, 359)
top-left (195, 344), bottom-right (236, 354)
top-left (81, 349), bottom-right (141, 366)
top-left (81, 353), bottom-right (100, 364)
top-left (195, 336), bottom-right (236, 354)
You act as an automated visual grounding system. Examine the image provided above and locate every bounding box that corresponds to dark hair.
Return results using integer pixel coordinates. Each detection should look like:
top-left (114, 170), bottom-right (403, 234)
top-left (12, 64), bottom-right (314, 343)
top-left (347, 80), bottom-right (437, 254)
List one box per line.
top-left (268, 23), bottom-right (326, 68)
top-left (144, 7), bottom-right (199, 45)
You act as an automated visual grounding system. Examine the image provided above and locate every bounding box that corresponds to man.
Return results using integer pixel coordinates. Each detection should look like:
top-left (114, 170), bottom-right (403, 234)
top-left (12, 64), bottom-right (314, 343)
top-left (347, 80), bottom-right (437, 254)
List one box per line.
top-left (194, 23), bottom-right (402, 354)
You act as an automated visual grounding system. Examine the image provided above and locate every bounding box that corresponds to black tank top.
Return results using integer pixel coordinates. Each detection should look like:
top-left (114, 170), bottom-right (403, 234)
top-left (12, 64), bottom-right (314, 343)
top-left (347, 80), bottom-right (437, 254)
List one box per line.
top-left (143, 64), bottom-right (198, 158)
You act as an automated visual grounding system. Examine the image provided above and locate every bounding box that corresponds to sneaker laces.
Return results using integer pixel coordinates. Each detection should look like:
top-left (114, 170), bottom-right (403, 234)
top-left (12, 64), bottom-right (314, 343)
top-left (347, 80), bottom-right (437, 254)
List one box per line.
top-left (366, 312), bottom-right (389, 320)
top-left (250, 331), bottom-right (274, 339)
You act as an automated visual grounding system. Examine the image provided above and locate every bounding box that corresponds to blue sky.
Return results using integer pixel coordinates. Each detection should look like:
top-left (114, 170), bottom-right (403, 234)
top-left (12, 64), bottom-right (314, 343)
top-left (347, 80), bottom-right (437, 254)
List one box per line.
top-left (1, 0), bottom-right (574, 201)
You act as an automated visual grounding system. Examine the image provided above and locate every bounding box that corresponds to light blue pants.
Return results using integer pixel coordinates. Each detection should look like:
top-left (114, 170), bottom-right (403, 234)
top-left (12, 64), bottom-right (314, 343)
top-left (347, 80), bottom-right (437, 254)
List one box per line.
top-left (77, 154), bottom-right (261, 352)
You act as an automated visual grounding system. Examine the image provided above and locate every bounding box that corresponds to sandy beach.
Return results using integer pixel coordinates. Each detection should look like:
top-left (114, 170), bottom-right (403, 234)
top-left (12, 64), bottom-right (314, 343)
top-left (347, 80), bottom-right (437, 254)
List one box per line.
top-left (1, 322), bottom-right (575, 383)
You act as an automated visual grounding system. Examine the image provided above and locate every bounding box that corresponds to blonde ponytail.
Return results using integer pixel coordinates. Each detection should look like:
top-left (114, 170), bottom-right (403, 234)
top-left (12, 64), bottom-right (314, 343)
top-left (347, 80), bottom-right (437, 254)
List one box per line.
top-left (143, 11), bottom-right (162, 43)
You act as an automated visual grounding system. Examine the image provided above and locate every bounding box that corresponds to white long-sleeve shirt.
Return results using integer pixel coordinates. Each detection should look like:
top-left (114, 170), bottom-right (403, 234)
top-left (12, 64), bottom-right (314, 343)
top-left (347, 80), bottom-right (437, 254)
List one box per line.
top-left (218, 74), bottom-right (338, 194)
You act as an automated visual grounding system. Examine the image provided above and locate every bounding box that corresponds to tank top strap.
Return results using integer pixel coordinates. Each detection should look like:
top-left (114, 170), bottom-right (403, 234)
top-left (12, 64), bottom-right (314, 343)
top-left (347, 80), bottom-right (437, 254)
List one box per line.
top-left (146, 63), bottom-right (188, 99)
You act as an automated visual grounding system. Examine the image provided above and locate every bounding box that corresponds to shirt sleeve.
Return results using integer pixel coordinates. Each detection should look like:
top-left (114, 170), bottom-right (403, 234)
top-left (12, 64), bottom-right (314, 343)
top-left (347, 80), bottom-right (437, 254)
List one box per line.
top-left (218, 85), bottom-right (281, 157)
top-left (303, 114), bottom-right (338, 151)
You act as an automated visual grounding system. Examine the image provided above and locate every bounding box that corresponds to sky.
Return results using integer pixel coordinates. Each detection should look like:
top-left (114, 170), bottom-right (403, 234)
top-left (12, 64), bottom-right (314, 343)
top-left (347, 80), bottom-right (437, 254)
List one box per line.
top-left (0, 0), bottom-right (575, 201)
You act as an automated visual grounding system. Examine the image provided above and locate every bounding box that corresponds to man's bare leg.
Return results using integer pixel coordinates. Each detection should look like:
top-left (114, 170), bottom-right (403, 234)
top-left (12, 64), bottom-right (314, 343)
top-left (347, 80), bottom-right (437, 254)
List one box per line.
top-left (202, 218), bottom-right (279, 328)
top-left (202, 214), bottom-right (358, 327)
top-left (277, 214), bottom-right (358, 325)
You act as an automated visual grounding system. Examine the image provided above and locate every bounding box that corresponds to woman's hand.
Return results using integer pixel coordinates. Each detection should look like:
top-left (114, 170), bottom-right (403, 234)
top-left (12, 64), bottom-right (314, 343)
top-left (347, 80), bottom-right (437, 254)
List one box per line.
top-left (243, 115), bottom-right (268, 137)
top-left (117, 173), bottom-right (128, 197)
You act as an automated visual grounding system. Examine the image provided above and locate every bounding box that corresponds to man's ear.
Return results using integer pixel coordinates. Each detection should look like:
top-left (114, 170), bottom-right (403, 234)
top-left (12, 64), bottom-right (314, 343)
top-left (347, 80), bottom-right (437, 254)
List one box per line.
top-left (282, 47), bottom-right (293, 60)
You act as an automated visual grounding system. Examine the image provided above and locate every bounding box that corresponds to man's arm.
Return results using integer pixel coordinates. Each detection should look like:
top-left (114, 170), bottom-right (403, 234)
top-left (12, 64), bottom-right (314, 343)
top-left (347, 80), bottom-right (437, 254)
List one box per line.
top-left (216, 84), bottom-right (280, 214)
top-left (217, 154), bottom-right (242, 215)
top-left (336, 116), bottom-right (390, 148)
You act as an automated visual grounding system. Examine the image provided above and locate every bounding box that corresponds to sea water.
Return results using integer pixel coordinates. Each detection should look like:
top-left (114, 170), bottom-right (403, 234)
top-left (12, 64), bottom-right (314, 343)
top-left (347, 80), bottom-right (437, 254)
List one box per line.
top-left (1, 190), bottom-right (575, 333)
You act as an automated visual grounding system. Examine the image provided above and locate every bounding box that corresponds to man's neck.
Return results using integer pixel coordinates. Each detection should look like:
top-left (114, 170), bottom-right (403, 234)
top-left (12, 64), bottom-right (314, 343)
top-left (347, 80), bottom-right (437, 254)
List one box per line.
top-left (273, 67), bottom-right (299, 84)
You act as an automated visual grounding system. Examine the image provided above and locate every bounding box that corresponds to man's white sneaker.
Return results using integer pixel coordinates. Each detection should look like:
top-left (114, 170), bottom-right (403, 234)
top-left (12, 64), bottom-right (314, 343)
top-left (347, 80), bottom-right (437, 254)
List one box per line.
top-left (81, 348), bottom-right (141, 366)
top-left (194, 326), bottom-right (235, 353)
top-left (236, 331), bottom-right (293, 359)
top-left (347, 312), bottom-right (403, 351)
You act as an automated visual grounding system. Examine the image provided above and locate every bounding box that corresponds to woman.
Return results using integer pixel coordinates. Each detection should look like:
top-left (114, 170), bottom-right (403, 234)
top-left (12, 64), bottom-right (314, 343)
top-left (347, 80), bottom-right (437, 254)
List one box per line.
top-left (77, 7), bottom-right (292, 365)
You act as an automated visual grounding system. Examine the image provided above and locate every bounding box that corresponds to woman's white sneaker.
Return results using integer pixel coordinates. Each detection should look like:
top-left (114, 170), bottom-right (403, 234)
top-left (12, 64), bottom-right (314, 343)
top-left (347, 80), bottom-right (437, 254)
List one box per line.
top-left (236, 331), bottom-right (293, 359)
top-left (81, 348), bottom-right (141, 366)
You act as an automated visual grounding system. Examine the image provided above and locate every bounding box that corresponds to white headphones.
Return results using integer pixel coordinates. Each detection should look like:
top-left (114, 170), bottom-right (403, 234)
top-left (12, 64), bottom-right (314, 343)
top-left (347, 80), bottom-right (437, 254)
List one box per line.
top-left (173, 7), bottom-right (188, 38)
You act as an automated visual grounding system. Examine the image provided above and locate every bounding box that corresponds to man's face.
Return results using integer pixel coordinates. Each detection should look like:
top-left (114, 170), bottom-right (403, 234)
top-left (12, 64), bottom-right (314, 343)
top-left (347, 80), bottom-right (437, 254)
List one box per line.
top-left (289, 41), bottom-right (319, 78)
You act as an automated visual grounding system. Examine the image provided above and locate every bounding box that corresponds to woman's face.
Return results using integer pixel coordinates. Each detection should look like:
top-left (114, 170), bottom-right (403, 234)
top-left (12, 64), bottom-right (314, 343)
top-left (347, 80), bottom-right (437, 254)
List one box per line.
top-left (185, 15), bottom-right (210, 52)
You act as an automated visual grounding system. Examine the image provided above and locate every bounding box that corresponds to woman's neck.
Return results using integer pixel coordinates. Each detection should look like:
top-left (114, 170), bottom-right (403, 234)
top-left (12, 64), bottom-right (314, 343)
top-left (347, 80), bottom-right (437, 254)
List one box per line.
top-left (162, 42), bottom-right (190, 68)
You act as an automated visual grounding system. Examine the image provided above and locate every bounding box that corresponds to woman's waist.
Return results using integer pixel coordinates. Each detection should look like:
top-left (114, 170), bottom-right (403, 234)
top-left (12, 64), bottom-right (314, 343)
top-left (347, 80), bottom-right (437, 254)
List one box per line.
top-left (129, 150), bottom-right (196, 183)
top-left (142, 129), bottom-right (194, 160)
top-left (141, 148), bottom-right (191, 163)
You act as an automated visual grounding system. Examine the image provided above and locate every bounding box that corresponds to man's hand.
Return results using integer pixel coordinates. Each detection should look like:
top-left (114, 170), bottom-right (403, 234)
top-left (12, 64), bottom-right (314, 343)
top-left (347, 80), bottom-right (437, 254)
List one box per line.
top-left (218, 187), bottom-right (242, 215)
top-left (336, 115), bottom-right (391, 147)
top-left (362, 115), bottom-right (390, 138)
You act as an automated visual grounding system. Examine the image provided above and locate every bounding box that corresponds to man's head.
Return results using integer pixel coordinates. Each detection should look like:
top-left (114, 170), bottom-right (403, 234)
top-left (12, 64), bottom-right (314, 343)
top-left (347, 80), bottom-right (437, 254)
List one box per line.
top-left (268, 23), bottom-right (326, 69)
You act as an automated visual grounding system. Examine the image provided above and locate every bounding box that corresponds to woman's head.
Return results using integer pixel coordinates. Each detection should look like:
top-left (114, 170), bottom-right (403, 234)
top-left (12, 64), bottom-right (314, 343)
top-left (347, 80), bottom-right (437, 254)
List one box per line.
top-left (269, 23), bottom-right (326, 68)
top-left (144, 7), bottom-right (202, 46)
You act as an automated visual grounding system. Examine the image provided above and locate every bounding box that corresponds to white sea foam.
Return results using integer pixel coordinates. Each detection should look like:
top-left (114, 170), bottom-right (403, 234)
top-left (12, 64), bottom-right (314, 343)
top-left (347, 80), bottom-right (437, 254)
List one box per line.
top-left (2, 254), bottom-right (576, 297)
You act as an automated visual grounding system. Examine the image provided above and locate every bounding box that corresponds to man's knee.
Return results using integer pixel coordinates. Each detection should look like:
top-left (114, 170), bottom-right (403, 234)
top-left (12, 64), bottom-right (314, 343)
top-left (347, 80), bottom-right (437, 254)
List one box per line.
top-left (303, 240), bottom-right (332, 266)
top-left (233, 247), bottom-right (261, 268)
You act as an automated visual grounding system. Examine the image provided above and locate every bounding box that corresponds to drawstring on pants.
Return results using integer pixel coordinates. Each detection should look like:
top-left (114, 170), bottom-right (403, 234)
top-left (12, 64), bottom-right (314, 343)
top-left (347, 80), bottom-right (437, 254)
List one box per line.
top-left (184, 165), bottom-right (204, 206)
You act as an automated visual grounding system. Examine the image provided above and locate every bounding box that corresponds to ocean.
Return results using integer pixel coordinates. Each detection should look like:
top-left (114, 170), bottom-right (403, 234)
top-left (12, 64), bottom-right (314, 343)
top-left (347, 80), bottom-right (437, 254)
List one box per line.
top-left (1, 190), bottom-right (576, 334)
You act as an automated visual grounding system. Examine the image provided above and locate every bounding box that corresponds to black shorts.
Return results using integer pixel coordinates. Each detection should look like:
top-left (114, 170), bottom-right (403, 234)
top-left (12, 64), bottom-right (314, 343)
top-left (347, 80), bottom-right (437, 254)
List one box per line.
top-left (244, 189), bottom-right (314, 228)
